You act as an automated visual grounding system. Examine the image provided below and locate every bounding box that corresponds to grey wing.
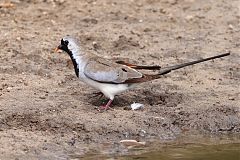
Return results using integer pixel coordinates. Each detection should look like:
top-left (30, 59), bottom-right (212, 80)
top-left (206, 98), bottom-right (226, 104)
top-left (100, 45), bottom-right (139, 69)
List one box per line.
top-left (83, 57), bottom-right (143, 83)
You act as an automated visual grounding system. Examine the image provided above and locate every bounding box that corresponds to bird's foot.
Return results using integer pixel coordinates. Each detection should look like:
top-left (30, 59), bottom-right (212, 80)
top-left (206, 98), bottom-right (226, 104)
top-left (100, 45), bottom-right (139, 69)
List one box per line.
top-left (97, 99), bottom-right (113, 112)
top-left (98, 105), bottom-right (112, 111)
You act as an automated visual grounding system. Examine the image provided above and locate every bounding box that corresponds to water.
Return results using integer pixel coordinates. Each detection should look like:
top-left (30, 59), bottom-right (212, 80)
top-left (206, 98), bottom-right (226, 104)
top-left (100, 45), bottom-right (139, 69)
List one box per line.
top-left (73, 135), bottom-right (240, 160)
top-left (123, 143), bottom-right (240, 160)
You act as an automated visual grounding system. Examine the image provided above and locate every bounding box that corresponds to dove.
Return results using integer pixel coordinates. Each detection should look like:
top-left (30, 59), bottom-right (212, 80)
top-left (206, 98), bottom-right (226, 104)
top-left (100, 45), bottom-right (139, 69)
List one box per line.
top-left (55, 36), bottom-right (230, 110)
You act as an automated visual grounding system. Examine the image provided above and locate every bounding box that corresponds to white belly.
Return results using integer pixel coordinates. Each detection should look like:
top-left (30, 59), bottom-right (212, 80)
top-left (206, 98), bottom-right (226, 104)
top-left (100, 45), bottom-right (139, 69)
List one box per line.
top-left (79, 70), bottom-right (132, 100)
top-left (82, 77), bottom-right (131, 100)
top-left (77, 60), bottom-right (134, 100)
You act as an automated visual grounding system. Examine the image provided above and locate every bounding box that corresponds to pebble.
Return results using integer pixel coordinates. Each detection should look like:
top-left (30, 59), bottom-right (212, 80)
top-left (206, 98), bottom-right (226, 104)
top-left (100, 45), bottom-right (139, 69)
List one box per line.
top-left (228, 97), bottom-right (235, 101)
top-left (16, 37), bottom-right (23, 41)
top-left (92, 41), bottom-right (101, 49)
top-left (39, 96), bottom-right (46, 99)
top-left (228, 24), bottom-right (234, 30)
top-left (130, 102), bottom-right (144, 110)
top-left (185, 15), bottom-right (194, 21)
top-left (120, 139), bottom-right (146, 148)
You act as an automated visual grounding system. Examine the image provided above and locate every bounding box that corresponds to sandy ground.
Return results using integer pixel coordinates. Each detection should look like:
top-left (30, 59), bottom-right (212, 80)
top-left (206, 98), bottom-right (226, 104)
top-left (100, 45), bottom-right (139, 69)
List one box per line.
top-left (0, 0), bottom-right (239, 159)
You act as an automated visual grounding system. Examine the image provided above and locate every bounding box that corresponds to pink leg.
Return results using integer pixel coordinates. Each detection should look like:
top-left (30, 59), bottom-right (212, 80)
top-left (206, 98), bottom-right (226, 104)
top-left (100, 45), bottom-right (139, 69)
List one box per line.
top-left (98, 99), bottom-right (113, 111)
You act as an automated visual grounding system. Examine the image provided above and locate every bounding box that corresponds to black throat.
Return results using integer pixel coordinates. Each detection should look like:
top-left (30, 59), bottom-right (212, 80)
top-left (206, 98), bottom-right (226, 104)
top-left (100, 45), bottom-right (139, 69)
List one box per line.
top-left (66, 50), bottom-right (79, 77)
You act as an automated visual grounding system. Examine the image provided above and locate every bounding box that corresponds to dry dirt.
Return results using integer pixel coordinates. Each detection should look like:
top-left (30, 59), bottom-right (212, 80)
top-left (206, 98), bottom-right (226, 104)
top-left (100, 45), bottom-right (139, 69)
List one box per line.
top-left (0, 0), bottom-right (239, 159)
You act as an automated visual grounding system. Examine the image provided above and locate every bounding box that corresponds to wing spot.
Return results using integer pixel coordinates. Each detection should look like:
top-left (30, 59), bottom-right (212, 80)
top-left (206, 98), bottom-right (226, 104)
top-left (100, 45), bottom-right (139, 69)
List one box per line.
top-left (122, 68), bottom-right (127, 72)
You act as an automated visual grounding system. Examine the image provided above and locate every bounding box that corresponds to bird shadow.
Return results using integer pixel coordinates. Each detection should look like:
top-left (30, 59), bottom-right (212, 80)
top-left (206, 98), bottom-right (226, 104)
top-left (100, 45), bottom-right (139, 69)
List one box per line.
top-left (84, 89), bottom-right (184, 108)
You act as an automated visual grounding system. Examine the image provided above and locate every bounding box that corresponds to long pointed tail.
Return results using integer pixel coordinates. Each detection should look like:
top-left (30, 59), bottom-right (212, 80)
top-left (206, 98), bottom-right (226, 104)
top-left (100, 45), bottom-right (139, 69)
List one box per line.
top-left (157, 52), bottom-right (230, 76)
top-left (125, 52), bottom-right (230, 83)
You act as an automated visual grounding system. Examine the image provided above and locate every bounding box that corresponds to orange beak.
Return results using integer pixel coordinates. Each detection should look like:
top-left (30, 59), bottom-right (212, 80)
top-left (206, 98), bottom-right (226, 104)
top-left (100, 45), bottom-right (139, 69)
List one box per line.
top-left (54, 47), bottom-right (60, 52)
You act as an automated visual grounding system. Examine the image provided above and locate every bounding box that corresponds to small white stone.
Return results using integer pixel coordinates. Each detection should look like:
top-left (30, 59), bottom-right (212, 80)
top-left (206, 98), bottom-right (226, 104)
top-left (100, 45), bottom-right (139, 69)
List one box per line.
top-left (16, 37), bottom-right (22, 41)
top-left (185, 15), bottom-right (194, 21)
top-left (228, 24), bottom-right (234, 30)
top-left (130, 102), bottom-right (144, 110)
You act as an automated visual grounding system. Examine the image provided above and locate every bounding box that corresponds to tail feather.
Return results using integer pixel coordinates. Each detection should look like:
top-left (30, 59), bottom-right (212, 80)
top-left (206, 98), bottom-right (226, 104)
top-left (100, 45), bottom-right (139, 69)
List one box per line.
top-left (125, 52), bottom-right (230, 83)
top-left (116, 60), bottom-right (161, 70)
top-left (158, 52), bottom-right (230, 76)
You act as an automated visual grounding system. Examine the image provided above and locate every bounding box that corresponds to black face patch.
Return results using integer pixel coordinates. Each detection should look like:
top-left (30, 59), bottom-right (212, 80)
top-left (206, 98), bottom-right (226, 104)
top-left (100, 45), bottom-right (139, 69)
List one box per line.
top-left (61, 39), bottom-right (69, 46)
top-left (58, 39), bottom-right (79, 78)
top-left (59, 39), bottom-right (70, 53)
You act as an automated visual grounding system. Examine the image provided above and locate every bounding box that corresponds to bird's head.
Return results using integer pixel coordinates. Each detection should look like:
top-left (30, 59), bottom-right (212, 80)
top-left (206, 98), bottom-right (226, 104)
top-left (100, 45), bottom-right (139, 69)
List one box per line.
top-left (55, 36), bottom-right (79, 54)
